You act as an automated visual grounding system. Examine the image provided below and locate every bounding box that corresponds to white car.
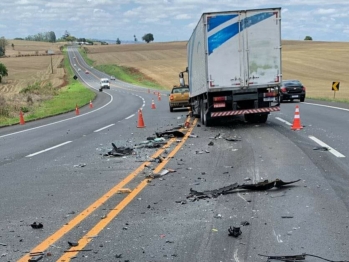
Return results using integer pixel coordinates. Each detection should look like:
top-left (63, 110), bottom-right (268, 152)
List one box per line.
top-left (78, 68), bottom-right (81, 71)
top-left (74, 64), bottom-right (76, 67)
top-left (110, 76), bottom-right (116, 80)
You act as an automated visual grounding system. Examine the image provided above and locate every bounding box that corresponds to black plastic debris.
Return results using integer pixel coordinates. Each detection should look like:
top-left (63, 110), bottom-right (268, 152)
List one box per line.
top-left (28, 255), bottom-right (43, 262)
top-left (257, 253), bottom-right (347, 261)
top-left (30, 222), bottom-right (43, 229)
top-left (115, 254), bottom-right (122, 258)
top-left (68, 241), bottom-right (79, 247)
top-left (104, 143), bottom-right (133, 157)
top-left (155, 130), bottom-right (185, 138)
top-left (208, 141), bottom-right (214, 146)
top-left (188, 179), bottom-right (300, 200)
top-left (313, 146), bottom-right (329, 151)
top-left (135, 137), bottom-right (167, 149)
top-left (224, 136), bottom-right (242, 142)
top-left (228, 226), bottom-right (242, 237)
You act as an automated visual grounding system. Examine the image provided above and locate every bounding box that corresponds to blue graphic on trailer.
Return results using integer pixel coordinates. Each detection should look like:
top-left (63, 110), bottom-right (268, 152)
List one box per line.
top-left (208, 12), bottom-right (274, 55)
top-left (207, 14), bottom-right (238, 32)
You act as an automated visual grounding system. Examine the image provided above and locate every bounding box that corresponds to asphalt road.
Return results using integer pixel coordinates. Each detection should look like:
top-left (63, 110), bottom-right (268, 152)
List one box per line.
top-left (0, 47), bottom-right (349, 262)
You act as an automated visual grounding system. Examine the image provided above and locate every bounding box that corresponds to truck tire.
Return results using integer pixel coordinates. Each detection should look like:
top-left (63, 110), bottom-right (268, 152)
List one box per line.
top-left (169, 106), bottom-right (174, 112)
top-left (200, 99), bottom-right (213, 126)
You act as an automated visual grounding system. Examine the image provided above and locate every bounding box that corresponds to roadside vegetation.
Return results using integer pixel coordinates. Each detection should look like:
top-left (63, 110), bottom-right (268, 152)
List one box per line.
top-left (0, 49), bottom-right (95, 127)
top-left (78, 47), bottom-right (164, 89)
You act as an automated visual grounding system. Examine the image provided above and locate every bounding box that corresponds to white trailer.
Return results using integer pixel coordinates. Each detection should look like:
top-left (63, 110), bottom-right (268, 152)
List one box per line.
top-left (181, 7), bottom-right (282, 126)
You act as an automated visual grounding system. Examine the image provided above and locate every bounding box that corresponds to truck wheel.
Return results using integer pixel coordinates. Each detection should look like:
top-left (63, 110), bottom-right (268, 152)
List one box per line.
top-left (200, 99), bottom-right (213, 126)
top-left (300, 97), bottom-right (305, 102)
top-left (256, 114), bottom-right (268, 123)
top-left (169, 106), bottom-right (174, 112)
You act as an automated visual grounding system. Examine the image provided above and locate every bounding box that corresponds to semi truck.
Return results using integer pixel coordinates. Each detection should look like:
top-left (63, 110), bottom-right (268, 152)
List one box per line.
top-left (180, 7), bottom-right (282, 126)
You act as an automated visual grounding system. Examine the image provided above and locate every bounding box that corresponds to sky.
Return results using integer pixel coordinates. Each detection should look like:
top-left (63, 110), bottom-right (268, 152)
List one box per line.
top-left (0, 0), bottom-right (348, 42)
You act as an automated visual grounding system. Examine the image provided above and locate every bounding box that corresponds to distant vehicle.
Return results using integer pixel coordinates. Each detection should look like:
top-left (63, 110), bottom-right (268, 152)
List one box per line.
top-left (73, 56), bottom-right (76, 59)
top-left (110, 76), bottom-right (116, 80)
top-left (78, 68), bottom-right (81, 71)
top-left (280, 80), bottom-right (306, 102)
top-left (100, 78), bottom-right (110, 90)
top-left (169, 85), bottom-right (190, 112)
top-left (74, 64), bottom-right (76, 67)
top-left (85, 70), bottom-right (89, 74)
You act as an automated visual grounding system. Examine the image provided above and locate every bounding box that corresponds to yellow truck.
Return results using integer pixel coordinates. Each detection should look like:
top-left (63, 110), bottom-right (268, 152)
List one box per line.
top-left (169, 85), bottom-right (190, 112)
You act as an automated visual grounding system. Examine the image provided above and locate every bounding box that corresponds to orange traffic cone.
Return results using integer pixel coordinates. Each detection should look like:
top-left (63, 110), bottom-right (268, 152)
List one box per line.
top-left (75, 104), bottom-right (80, 115)
top-left (158, 93), bottom-right (161, 101)
top-left (137, 109), bottom-right (146, 128)
top-left (291, 105), bottom-right (303, 130)
top-left (151, 99), bottom-right (156, 109)
top-left (19, 111), bottom-right (25, 125)
top-left (89, 100), bottom-right (93, 109)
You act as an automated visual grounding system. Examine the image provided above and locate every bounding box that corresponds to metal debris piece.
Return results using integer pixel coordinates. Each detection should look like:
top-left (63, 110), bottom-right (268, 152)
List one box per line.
top-left (134, 138), bottom-right (167, 149)
top-left (115, 254), bottom-right (122, 258)
top-left (281, 216), bottom-right (294, 218)
top-left (313, 146), bottom-right (329, 151)
top-left (156, 130), bottom-right (185, 138)
top-left (30, 222), bottom-right (43, 229)
top-left (117, 188), bottom-right (132, 194)
top-left (208, 141), bottom-right (214, 146)
top-left (189, 134), bottom-right (199, 138)
top-left (73, 163), bottom-right (86, 168)
top-left (188, 179), bottom-right (300, 200)
top-left (64, 249), bottom-right (92, 252)
top-left (0, 243), bottom-right (7, 247)
top-left (228, 226), bottom-right (242, 237)
top-left (258, 253), bottom-right (306, 261)
top-left (241, 221), bottom-right (250, 226)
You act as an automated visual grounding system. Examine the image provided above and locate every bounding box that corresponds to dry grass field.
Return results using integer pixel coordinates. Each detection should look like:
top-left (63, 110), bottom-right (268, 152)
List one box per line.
top-left (85, 40), bottom-right (349, 100)
top-left (0, 40), bottom-right (65, 95)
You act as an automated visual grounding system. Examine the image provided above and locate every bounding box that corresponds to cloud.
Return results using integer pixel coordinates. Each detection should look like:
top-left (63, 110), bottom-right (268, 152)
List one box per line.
top-left (175, 14), bottom-right (191, 19)
top-left (315, 8), bottom-right (336, 14)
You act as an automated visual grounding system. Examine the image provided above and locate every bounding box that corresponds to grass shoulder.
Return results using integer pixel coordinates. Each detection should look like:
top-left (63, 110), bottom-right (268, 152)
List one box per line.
top-left (0, 49), bottom-right (95, 127)
top-left (78, 48), bottom-right (164, 90)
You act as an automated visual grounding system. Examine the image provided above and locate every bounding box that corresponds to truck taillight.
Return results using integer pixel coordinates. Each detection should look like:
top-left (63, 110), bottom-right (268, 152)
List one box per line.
top-left (280, 87), bottom-right (286, 92)
top-left (213, 96), bottom-right (227, 102)
top-left (213, 102), bottom-right (225, 108)
top-left (264, 92), bottom-right (277, 97)
top-left (170, 95), bottom-right (174, 100)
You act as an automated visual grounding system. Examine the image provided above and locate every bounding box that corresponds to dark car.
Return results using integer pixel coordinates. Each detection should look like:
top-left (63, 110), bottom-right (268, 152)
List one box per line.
top-left (280, 80), bottom-right (306, 102)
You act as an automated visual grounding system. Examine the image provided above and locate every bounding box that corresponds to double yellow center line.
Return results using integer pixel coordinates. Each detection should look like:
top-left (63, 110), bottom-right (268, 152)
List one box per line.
top-left (18, 117), bottom-right (197, 262)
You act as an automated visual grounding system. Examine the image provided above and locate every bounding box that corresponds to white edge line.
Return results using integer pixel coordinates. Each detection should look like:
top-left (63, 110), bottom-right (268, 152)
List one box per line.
top-left (304, 102), bottom-right (349, 112)
top-left (125, 114), bottom-right (135, 120)
top-left (309, 135), bottom-right (345, 158)
top-left (275, 117), bottom-right (292, 126)
top-left (94, 124), bottom-right (115, 133)
top-left (26, 141), bottom-right (72, 158)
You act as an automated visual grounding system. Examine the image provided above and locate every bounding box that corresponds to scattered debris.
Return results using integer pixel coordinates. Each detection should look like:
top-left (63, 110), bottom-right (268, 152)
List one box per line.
top-left (208, 141), bottom-right (214, 146)
top-left (313, 146), bottom-right (329, 151)
top-left (228, 226), bottom-right (242, 237)
top-left (188, 179), bottom-right (300, 200)
top-left (258, 253), bottom-right (348, 262)
top-left (175, 200), bottom-right (187, 205)
top-left (68, 241), bottom-right (79, 247)
top-left (212, 229), bottom-right (218, 232)
top-left (0, 243), bottom-right (7, 247)
top-left (104, 143), bottom-right (133, 157)
top-left (117, 188), bottom-right (132, 194)
top-left (134, 138), bottom-right (167, 149)
top-left (147, 169), bottom-right (176, 179)
top-left (214, 214), bottom-right (222, 219)
top-left (189, 134), bottom-right (199, 138)
top-left (281, 216), bottom-right (294, 219)
top-left (156, 130), bottom-right (185, 138)
top-left (115, 254), bottom-right (122, 258)
top-left (241, 221), bottom-right (250, 226)
top-left (64, 249), bottom-right (92, 253)
top-left (73, 163), bottom-right (86, 168)
top-left (244, 177), bottom-right (251, 181)
top-left (30, 222), bottom-right (43, 229)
